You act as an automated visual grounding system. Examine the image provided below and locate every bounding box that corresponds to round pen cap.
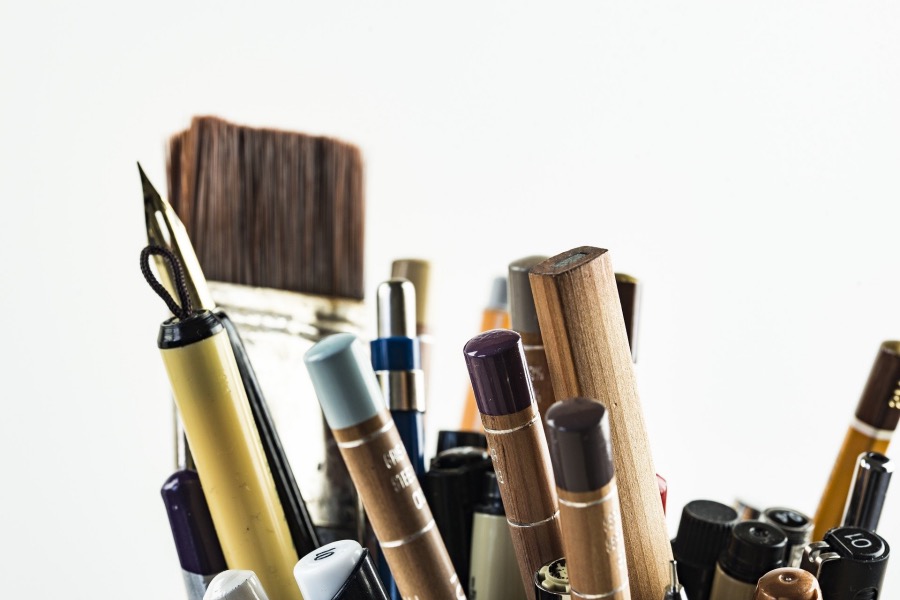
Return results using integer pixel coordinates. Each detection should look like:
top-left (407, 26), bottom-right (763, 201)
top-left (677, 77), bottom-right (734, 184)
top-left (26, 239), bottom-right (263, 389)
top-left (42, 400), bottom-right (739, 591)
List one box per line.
top-left (430, 446), bottom-right (491, 471)
top-left (203, 570), bottom-right (270, 600)
top-left (463, 329), bottom-right (534, 416)
top-left (673, 500), bottom-right (739, 568)
top-left (545, 398), bottom-right (614, 492)
top-left (158, 310), bottom-right (224, 349)
top-left (509, 256), bottom-right (548, 334)
top-left (436, 430), bottom-right (487, 453)
top-left (721, 521), bottom-right (788, 583)
top-left (534, 557), bottom-right (571, 600)
top-left (854, 341), bottom-right (900, 431)
top-left (304, 333), bottom-right (385, 430)
top-left (294, 540), bottom-right (385, 600)
top-left (391, 259), bottom-right (431, 327)
top-left (753, 568), bottom-right (821, 600)
top-left (823, 526), bottom-right (889, 561)
top-left (160, 470), bottom-right (227, 576)
top-left (376, 279), bottom-right (416, 339)
top-left (487, 276), bottom-right (509, 311)
top-left (843, 451), bottom-right (893, 530)
top-left (762, 507), bottom-right (813, 546)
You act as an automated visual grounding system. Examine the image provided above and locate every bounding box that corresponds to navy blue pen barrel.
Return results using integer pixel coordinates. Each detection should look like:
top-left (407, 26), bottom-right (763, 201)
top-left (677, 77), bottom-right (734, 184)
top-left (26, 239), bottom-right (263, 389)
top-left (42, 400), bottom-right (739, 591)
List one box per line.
top-left (370, 337), bottom-right (419, 371)
top-left (392, 411), bottom-right (425, 475)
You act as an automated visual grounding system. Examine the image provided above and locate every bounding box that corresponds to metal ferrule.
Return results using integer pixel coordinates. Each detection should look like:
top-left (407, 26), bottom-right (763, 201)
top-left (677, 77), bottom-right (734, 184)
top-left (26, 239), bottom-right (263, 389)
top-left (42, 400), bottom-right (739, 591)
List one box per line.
top-left (377, 279), bottom-right (417, 338)
top-left (376, 369), bottom-right (424, 412)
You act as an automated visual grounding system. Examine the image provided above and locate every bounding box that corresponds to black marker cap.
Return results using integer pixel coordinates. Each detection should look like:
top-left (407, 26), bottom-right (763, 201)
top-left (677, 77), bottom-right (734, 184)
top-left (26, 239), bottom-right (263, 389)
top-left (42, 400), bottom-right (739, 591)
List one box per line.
top-left (464, 329), bottom-right (534, 416)
top-left (545, 398), bottom-right (614, 493)
top-left (842, 452), bottom-right (894, 532)
top-left (158, 310), bottom-right (223, 349)
top-left (800, 527), bottom-right (890, 600)
top-left (436, 430), bottom-right (488, 454)
top-left (719, 521), bottom-right (787, 584)
top-left (336, 549), bottom-right (390, 600)
top-left (474, 470), bottom-right (505, 517)
top-left (672, 500), bottom-right (738, 600)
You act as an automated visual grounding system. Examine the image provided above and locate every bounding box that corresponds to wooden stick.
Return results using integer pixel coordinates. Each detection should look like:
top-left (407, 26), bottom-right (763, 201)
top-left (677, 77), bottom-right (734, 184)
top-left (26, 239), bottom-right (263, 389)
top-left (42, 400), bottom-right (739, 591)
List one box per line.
top-left (529, 247), bottom-right (672, 600)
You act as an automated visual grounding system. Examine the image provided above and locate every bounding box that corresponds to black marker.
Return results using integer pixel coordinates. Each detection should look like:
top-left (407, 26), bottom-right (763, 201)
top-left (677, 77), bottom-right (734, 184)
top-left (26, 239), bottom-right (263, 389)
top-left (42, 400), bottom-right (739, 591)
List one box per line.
top-left (800, 527), bottom-right (890, 600)
top-left (294, 540), bottom-right (389, 600)
top-left (708, 521), bottom-right (787, 600)
top-left (672, 500), bottom-right (739, 600)
top-left (762, 507), bottom-right (813, 567)
top-left (842, 452), bottom-right (893, 532)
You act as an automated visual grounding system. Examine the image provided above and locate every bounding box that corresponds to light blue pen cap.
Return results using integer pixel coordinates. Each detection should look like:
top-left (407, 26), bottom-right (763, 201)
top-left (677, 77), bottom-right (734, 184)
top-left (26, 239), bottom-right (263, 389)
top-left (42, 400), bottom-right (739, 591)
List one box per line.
top-left (304, 333), bottom-right (386, 430)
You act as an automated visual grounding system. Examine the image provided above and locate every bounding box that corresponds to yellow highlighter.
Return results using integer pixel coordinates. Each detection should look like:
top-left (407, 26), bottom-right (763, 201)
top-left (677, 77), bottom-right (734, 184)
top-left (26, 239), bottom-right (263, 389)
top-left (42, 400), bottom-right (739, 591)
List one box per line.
top-left (812, 341), bottom-right (900, 540)
top-left (144, 246), bottom-right (301, 600)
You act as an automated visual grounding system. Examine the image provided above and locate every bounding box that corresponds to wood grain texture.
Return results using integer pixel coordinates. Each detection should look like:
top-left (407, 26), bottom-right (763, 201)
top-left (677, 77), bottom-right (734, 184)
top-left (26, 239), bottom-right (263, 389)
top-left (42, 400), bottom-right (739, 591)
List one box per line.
top-left (529, 246), bottom-right (672, 600)
top-left (334, 411), bottom-right (465, 599)
top-left (481, 407), bottom-right (564, 594)
top-left (558, 483), bottom-right (630, 600)
top-left (521, 331), bottom-right (557, 424)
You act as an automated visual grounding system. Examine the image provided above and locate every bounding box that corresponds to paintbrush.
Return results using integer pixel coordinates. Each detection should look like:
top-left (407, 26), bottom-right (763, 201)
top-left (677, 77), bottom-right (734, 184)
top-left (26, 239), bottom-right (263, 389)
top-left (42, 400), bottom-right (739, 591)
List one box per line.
top-left (166, 115), bottom-right (367, 543)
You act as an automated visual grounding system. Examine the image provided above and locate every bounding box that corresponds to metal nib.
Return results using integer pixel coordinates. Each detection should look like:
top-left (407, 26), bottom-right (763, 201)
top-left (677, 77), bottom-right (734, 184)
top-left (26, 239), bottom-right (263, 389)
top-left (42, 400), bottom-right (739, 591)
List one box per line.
top-left (138, 162), bottom-right (215, 311)
top-left (376, 279), bottom-right (417, 339)
top-left (663, 560), bottom-right (687, 600)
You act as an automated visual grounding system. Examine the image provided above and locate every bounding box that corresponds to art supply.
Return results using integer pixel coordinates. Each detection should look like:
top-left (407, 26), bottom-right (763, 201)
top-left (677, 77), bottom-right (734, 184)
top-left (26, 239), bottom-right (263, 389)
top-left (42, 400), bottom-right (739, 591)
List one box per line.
top-left (469, 471), bottom-right (525, 600)
top-left (842, 451), bottom-right (893, 531)
top-left (657, 474), bottom-right (668, 514)
top-left (304, 334), bottom-right (464, 599)
top-left (436, 430), bottom-right (488, 454)
top-left (529, 247), bottom-right (672, 600)
top-left (752, 568), bottom-right (821, 600)
top-left (294, 540), bottom-right (389, 600)
top-left (168, 116), bottom-right (366, 543)
top-left (734, 499), bottom-right (763, 522)
top-left (708, 521), bottom-right (787, 600)
top-left (161, 470), bottom-right (227, 600)
top-left (761, 508), bottom-right (813, 568)
top-left (460, 276), bottom-right (510, 431)
top-left (672, 500), bottom-right (740, 600)
top-left (662, 561), bottom-right (687, 600)
top-left (204, 570), bottom-right (270, 600)
top-left (813, 341), bottom-right (900, 540)
top-left (534, 557), bottom-right (571, 600)
top-left (143, 246), bottom-right (300, 600)
top-left (545, 398), bottom-right (630, 600)
top-left (424, 447), bottom-right (492, 592)
top-left (614, 273), bottom-right (641, 362)
top-left (391, 259), bottom-right (434, 407)
top-left (509, 256), bottom-right (556, 422)
top-left (800, 527), bottom-right (890, 600)
top-left (141, 164), bottom-right (320, 556)
top-left (463, 329), bottom-right (564, 595)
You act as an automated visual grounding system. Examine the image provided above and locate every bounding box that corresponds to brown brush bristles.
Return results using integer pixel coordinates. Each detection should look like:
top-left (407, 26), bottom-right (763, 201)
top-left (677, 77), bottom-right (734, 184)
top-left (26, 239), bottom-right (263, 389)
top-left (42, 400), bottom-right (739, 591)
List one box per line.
top-left (166, 116), bottom-right (365, 300)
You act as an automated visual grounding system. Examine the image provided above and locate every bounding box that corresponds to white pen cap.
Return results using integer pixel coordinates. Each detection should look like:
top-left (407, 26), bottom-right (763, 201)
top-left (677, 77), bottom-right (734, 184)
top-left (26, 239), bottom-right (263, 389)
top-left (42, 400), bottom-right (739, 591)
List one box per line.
top-left (294, 540), bottom-right (366, 600)
top-left (203, 570), bottom-right (270, 600)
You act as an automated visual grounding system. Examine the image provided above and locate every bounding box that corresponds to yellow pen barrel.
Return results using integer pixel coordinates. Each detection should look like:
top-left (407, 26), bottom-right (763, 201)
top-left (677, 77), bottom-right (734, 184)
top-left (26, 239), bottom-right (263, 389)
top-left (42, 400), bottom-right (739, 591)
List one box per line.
top-left (159, 312), bottom-right (301, 600)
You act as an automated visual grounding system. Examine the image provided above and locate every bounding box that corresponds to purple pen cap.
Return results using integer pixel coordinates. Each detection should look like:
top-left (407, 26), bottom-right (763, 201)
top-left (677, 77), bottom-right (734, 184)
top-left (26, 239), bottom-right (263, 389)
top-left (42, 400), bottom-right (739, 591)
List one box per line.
top-left (463, 329), bottom-right (535, 416)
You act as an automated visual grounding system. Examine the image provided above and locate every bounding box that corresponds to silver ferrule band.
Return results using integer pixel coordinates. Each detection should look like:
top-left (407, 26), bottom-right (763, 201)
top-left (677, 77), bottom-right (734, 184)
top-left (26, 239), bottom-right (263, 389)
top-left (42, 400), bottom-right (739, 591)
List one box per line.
top-left (376, 369), bottom-right (425, 412)
top-left (507, 510), bottom-right (560, 528)
top-left (559, 484), bottom-right (617, 508)
top-left (570, 584), bottom-right (627, 599)
top-left (484, 413), bottom-right (539, 435)
top-left (850, 417), bottom-right (894, 441)
top-left (380, 519), bottom-right (436, 548)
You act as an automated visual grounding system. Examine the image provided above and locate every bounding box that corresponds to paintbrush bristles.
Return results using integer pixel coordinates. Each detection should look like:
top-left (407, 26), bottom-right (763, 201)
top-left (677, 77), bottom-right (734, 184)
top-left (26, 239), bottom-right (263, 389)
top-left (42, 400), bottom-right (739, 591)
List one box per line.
top-left (167, 116), bottom-right (365, 299)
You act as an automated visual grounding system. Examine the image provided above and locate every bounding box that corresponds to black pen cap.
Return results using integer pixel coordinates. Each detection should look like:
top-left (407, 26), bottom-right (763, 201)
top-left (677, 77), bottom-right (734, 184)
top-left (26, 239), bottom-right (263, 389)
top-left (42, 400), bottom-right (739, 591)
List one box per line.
top-left (843, 452), bottom-right (894, 531)
top-left (804, 527), bottom-right (891, 599)
top-left (160, 470), bottom-right (227, 576)
top-left (720, 521), bottom-right (787, 584)
top-left (158, 310), bottom-right (223, 349)
top-left (672, 500), bottom-right (738, 600)
top-left (436, 430), bottom-right (487, 454)
top-left (474, 470), bottom-right (505, 516)
top-left (545, 398), bottom-right (614, 493)
top-left (335, 548), bottom-right (389, 600)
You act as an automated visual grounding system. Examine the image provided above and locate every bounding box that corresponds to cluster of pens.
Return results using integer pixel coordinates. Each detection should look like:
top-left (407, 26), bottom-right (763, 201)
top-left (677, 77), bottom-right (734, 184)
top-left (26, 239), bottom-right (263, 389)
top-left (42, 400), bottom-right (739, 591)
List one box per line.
top-left (142, 171), bottom-right (895, 600)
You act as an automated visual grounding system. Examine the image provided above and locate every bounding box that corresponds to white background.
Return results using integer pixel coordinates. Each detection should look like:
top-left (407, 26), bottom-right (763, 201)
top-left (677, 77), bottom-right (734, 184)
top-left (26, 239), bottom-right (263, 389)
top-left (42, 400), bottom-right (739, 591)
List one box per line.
top-left (1, 1), bottom-right (898, 597)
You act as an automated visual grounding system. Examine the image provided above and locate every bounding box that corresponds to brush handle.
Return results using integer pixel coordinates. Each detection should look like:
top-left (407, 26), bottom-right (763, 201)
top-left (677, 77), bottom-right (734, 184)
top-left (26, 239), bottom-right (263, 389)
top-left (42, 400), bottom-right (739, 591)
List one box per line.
top-left (529, 247), bottom-right (672, 600)
top-left (520, 331), bottom-right (556, 424)
top-left (220, 313), bottom-right (320, 557)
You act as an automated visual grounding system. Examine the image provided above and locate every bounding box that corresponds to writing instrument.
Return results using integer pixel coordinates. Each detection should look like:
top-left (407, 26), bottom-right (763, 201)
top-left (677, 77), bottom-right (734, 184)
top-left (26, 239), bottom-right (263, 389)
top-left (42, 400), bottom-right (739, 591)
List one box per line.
top-left (436, 430), bottom-right (488, 454)
top-left (204, 570), bottom-right (270, 600)
top-left (799, 527), bottom-right (890, 600)
top-left (161, 470), bottom-right (227, 600)
top-left (662, 561), bottom-right (687, 600)
top-left (460, 276), bottom-right (510, 431)
top-left (709, 521), bottom-right (787, 600)
top-left (534, 557), bottom-right (571, 600)
top-left (509, 256), bottom-right (556, 422)
top-left (842, 451), bottom-right (893, 531)
top-left (304, 334), bottom-right (464, 599)
top-left (424, 447), bottom-right (492, 593)
top-left (391, 259), bottom-right (433, 408)
top-left (530, 247), bottom-right (672, 599)
top-left (751, 568), bottom-right (821, 600)
top-left (294, 540), bottom-right (389, 600)
top-left (672, 500), bottom-right (739, 600)
top-left (469, 471), bottom-right (526, 600)
top-left (545, 398), bottom-right (630, 600)
top-left (813, 341), bottom-right (900, 539)
top-left (371, 278), bottom-right (425, 599)
top-left (143, 246), bottom-right (301, 600)
top-left (463, 329), bottom-right (564, 595)
top-left (734, 499), bottom-right (763, 522)
top-left (614, 273), bottom-right (641, 362)
top-left (141, 166), bottom-right (319, 556)
top-left (761, 508), bottom-right (812, 568)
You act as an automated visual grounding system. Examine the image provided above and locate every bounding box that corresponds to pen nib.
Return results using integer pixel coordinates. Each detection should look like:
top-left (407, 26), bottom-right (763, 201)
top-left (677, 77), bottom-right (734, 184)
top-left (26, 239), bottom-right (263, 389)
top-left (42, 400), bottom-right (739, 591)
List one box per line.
top-left (663, 560), bottom-right (687, 600)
